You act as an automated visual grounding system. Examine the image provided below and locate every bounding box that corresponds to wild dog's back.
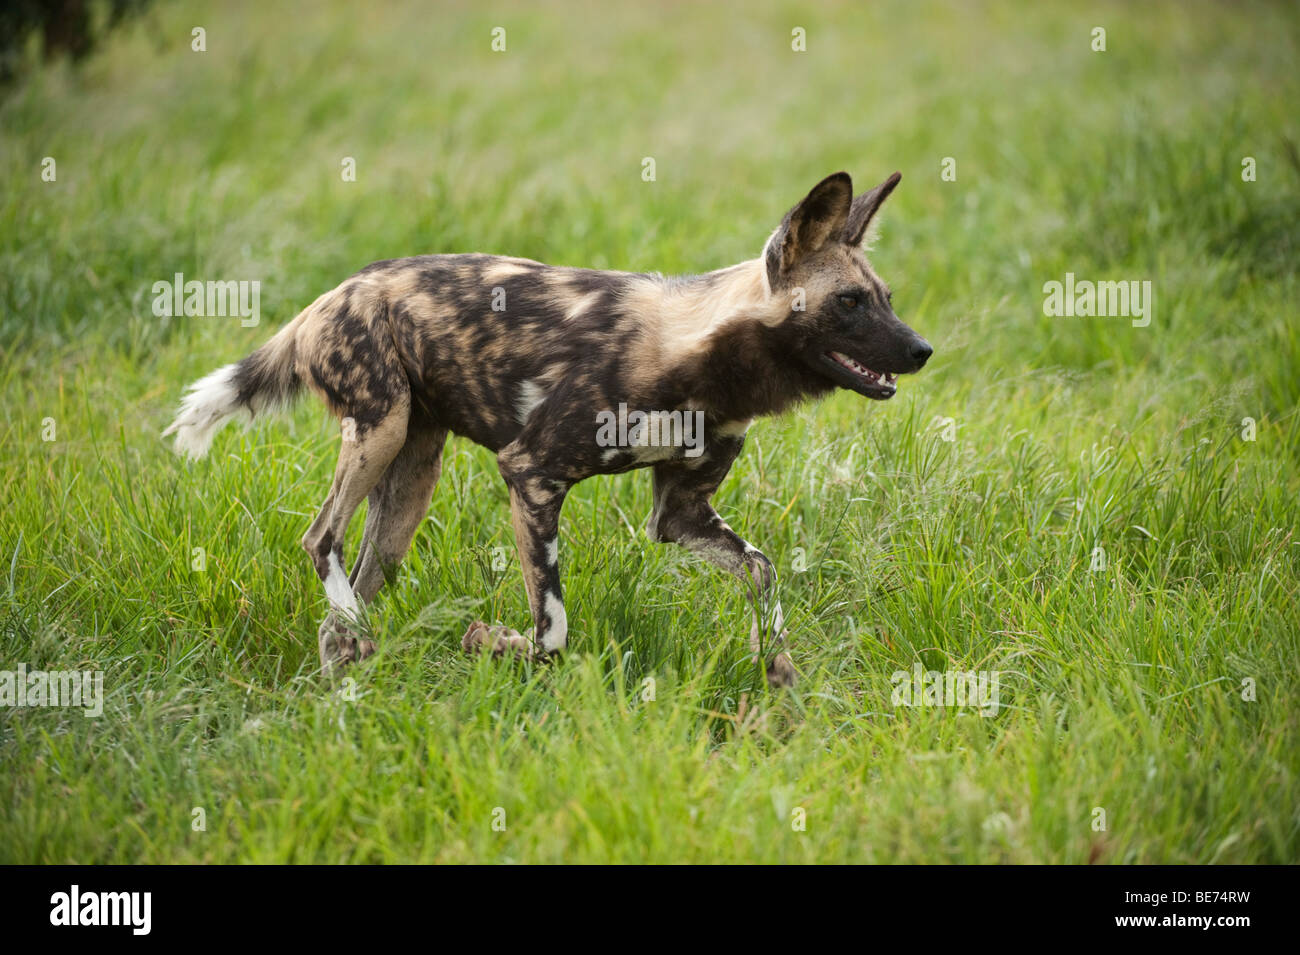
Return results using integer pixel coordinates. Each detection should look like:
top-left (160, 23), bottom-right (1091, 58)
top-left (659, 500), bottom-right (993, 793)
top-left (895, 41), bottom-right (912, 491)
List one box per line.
top-left (163, 252), bottom-right (648, 457)
top-left (350, 253), bottom-right (653, 450)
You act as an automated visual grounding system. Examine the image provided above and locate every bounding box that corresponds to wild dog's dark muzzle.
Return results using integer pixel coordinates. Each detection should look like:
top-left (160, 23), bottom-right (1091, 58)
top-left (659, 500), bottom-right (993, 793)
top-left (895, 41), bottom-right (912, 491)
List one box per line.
top-left (904, 335), bottom-right (933, 372)
top-left (811, 316), bottom-right (932, 400)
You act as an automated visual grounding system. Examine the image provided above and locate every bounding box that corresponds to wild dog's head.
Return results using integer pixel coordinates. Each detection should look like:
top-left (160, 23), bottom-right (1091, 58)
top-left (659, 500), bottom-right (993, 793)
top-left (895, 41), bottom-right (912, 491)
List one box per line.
top-left (762, 171), bottom-right (932, 400)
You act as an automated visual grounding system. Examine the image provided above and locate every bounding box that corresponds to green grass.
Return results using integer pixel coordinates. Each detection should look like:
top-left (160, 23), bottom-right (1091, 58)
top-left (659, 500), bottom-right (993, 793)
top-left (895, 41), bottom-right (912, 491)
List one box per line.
top-left (1, 0), bottom-right (1298, 863)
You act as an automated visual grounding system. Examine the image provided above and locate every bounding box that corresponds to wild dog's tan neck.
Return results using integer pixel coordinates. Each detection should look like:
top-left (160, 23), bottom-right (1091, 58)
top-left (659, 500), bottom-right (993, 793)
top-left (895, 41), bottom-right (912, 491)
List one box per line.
top-left (633, 257), bottom-right (777, 351)
top-left (624, 258), bottom-right (826, 421)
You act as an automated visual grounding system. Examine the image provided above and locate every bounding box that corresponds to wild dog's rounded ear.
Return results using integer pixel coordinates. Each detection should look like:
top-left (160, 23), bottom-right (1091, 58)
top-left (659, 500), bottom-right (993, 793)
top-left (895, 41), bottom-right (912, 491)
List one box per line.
top-left (843, 171), bottom-right (902, 246)
top-left (765, 172), bottom-right (853, 289)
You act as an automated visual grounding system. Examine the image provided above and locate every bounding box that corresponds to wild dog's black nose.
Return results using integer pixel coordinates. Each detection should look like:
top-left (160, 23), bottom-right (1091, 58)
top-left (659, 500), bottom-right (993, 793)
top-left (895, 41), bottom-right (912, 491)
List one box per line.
top-left (909, 339), bottom-right (933, 368)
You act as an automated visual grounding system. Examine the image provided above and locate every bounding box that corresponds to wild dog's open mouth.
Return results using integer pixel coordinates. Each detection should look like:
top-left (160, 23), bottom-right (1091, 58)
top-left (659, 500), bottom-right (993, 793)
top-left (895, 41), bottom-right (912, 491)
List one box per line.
top-left (825, 351), bottom-right (897, 399)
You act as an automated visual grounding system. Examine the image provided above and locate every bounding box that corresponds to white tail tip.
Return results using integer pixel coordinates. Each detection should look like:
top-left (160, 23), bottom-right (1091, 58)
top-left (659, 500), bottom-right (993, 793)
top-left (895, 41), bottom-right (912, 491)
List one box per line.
top-left (162, 363), bottom-right (242, 460)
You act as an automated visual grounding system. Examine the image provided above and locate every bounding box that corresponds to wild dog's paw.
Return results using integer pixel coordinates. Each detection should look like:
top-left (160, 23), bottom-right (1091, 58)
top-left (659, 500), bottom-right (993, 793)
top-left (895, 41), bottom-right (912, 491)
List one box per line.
top-left (766, 651), bottom-right (797, 688)
top-left (461, 620), bottom-right (533, 659)
top-left (750, 617), bottom-right (796, 688)
top-left (317, 612), bottom-right (375, 675)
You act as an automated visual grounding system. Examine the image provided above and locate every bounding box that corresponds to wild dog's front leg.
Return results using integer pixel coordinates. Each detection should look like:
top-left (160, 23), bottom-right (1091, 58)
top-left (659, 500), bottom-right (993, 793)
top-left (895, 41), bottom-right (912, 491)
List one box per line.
top-left (463, 440), bottom-right (571, 660)
top-left (648, 458), bottom-right (796, 688)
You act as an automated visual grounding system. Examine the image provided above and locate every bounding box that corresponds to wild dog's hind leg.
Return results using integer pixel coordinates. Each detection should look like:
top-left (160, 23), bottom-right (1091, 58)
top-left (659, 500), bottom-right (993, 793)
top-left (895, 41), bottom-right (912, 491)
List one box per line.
top-left (463, 439), bottom-right (570, 660)
top-left (349, 418), bottom-right (448, 604)
top-left (647, 454), bottom-right (796, 688)
top-left (302, 392), bottom-right (410, 673)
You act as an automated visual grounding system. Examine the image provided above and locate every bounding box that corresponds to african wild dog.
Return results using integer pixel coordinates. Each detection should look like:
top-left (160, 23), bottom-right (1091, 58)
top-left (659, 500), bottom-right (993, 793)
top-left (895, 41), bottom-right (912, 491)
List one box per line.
top-left (164, 171), bottom-right (932, 686)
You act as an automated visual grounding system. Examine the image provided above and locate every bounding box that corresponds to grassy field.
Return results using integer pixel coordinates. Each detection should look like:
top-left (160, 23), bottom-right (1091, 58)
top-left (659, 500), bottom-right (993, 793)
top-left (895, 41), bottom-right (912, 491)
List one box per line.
top-left (1, 0), bottom-right (1297, 863)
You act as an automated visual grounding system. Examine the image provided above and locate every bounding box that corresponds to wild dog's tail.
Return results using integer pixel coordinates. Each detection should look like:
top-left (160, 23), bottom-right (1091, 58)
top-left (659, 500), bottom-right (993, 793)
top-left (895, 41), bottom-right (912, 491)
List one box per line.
top-left (163, 313), bottom-right (306, 460)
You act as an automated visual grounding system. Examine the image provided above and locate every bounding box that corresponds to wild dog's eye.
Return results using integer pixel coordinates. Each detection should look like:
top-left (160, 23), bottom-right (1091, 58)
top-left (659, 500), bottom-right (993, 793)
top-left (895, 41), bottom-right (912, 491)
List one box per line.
top-left (838, 295), bottom-right (859, 310)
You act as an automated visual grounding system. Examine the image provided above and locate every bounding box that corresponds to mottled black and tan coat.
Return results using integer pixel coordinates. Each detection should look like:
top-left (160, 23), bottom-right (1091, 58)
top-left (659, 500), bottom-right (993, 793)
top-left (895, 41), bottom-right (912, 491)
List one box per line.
top-left (165, 171), bottom-right (932, 686)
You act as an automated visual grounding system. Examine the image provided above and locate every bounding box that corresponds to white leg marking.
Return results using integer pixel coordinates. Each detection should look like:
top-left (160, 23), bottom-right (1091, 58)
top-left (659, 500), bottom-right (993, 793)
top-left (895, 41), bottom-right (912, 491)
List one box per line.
top-left (324, 551), bottom-right (359, 615)
top-left (545, 537), bottom-right (559, 567)
top-left (540, 591), bottom-right (568, 652)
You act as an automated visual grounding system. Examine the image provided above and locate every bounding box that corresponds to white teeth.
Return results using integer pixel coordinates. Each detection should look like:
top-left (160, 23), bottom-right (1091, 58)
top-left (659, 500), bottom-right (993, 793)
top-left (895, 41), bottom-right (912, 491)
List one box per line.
top-left (833, 352), bottom-right (874, 380)
top-left (829, 352), bottom-right (899, 390)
